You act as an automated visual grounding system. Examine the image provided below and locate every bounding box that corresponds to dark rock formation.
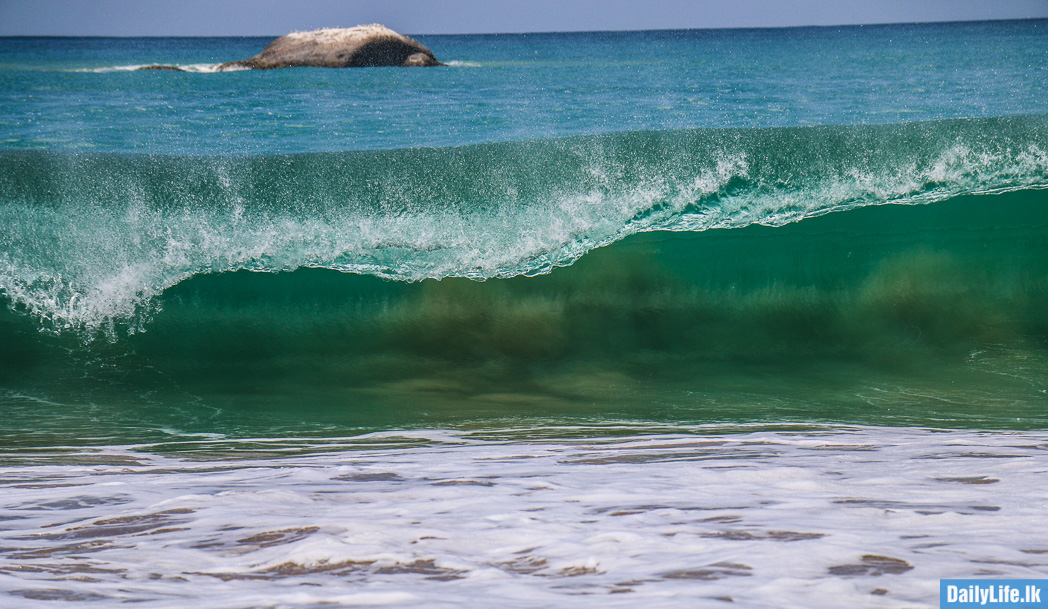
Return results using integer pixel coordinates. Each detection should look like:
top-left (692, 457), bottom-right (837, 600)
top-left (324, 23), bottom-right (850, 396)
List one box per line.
top-left (136, 65), bottom-right (187, 72)
top-left (217, 24), bottom-right (441, 71)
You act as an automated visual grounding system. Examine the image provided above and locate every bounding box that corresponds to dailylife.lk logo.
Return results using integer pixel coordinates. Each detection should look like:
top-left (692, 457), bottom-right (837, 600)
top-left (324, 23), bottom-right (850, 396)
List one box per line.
top-left (941, 580), bottom-right (1046, 608)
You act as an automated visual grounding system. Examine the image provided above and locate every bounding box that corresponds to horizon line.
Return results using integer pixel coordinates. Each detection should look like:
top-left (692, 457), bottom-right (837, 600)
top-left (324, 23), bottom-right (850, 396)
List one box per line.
top-left (1, 15), bottom-right (1043, 39)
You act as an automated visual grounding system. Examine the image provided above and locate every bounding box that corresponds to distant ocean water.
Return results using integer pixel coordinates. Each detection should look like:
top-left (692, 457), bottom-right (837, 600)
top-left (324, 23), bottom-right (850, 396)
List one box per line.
top-left (1, 20), bottom-right (1047, 607)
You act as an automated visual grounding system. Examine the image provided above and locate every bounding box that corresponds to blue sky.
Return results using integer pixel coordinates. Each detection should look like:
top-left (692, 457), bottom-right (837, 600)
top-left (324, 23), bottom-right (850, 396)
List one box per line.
top-left (2, 0), bottom-right (1047, 36)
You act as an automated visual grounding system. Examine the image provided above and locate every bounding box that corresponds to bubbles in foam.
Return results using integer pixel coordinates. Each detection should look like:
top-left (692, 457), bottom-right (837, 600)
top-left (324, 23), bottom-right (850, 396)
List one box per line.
top-left (2, 425), bottom-right (1047, 608)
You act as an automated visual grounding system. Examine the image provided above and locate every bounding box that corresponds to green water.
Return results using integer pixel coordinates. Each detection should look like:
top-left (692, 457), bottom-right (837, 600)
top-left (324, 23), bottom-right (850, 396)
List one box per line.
top-left (2, 25), bottom-right (1048, 447)
top-left (3, 188), bottom-right (1046, 446)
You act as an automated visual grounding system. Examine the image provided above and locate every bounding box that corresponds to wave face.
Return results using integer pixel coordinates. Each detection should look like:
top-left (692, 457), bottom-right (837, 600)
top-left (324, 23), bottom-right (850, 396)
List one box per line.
top-left (2, 115), bottom-right (1046, 336)
top-left (1, 116), bottom-right (1047, 439)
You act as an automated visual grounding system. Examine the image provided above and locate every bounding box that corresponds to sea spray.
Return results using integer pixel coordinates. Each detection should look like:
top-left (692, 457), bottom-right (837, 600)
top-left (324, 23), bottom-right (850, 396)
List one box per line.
top-left (1, 185), bottom-right (1046, 440)
top-left (2, 115), bottom-right (1046, 336)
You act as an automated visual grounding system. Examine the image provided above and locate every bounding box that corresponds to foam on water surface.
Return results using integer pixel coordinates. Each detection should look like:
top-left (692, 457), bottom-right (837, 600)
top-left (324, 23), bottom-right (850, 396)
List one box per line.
top-left (2, 425), bottom-right (1047, 608)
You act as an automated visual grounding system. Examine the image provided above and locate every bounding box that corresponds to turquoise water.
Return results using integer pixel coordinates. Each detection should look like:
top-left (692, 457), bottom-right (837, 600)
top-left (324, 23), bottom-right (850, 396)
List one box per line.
top-left (2, 21), bottom-right (1048, 442)
top-left (3, 21), bottom-right (1047, 153)
top-left (1, 21), bottom-right (1048, 607)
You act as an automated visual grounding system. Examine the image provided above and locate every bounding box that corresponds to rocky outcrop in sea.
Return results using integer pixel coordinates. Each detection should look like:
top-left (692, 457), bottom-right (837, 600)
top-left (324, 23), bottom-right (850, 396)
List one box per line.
top-left (217, 24), bottom-right (441, 70)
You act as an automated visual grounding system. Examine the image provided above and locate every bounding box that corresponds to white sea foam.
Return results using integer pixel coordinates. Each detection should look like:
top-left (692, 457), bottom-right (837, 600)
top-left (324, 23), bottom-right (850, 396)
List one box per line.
top-left (74, 64), bottom-right (226, 73)
top-left (1, 425), bottom-right (1047, 607)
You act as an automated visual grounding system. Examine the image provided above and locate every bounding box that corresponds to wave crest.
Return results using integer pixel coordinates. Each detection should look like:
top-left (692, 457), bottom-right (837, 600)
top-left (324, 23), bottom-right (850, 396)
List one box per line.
top-left (1, 115), bottom-right (1047, 336)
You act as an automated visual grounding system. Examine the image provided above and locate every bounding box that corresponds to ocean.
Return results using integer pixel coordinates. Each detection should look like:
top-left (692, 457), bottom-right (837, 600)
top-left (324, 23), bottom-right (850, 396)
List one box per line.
top-left (1, 20), bottom-right (1047, 607)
